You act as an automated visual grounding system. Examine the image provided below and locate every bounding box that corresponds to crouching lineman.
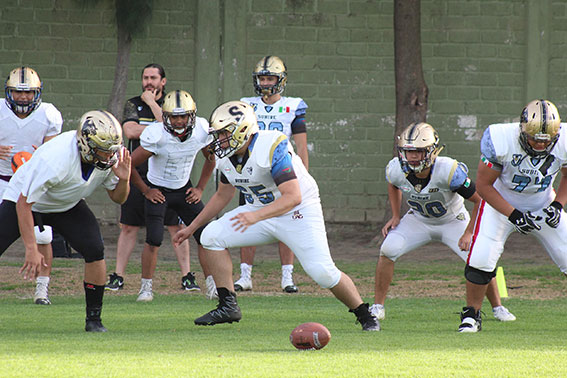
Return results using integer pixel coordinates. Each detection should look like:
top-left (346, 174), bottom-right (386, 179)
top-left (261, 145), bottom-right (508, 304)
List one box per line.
top-left (371, 122), bottom-right (515, 323)
top-left (173, 101), bottom-right (380, 331)
top-left (0, 110), bottom-right (130, 332)
top-left (459, 99), bottom-right (567, 333)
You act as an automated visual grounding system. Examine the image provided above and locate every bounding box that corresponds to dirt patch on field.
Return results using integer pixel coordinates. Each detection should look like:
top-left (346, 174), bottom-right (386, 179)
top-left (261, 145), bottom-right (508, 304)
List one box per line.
top-left (1, 222), bottom-right (564, 300)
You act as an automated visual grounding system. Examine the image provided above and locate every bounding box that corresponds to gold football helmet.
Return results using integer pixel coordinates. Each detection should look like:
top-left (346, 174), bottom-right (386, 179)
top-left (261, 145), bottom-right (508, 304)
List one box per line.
top-left (519, 99), bottom-right (561, 157)
top-left (208, 101), bottom-right (259, 158)
top-left (398, 122), bottom-right (444, 173)
top-left (162, 90), bottom-right (196, 140)
top-left (76, 110), bottom-right (123, 170)
top-left (5, 67), bottom-right (42, 114)
top-left (253, 56), bottom-right (287, 97)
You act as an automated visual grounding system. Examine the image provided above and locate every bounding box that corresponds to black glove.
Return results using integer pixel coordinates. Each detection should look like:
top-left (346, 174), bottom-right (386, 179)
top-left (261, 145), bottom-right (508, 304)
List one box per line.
top-left (543, 201), bottom-right (563, 228)
top-left (508, 209), bottom-right (541, 234)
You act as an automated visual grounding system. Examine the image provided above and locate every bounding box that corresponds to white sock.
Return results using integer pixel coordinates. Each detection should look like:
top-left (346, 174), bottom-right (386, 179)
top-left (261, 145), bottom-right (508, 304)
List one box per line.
top-left (282, 264), bottom-right (293, 274)
top-left (36, 276), bottom-right (50, 285)
top-left (240, 263), bottom-right (252, 279)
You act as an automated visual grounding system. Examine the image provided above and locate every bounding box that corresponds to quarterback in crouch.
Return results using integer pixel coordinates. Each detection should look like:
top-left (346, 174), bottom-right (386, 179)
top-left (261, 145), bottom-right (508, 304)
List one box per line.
top-left (372, 122), bottom-right (515, 324)
top-left (173, 100), bottom-right (380, 331)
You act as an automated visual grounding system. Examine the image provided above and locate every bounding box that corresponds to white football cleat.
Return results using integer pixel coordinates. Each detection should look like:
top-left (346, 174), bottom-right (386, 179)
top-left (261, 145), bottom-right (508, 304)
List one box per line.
top-left (34, 280), bottom-right (51, 305)
top-left (370, 303), bottom-right (385, 320)
top-left (492, 306), bottom-right (516, 322)
top-left (137, 279), bottom-right (153, 302)
top-left (234, 276), bottom-right (252, 292)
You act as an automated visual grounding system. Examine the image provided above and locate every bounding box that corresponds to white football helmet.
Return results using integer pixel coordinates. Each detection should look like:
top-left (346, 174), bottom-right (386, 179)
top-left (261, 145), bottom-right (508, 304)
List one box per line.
top-left (398, 122), bottom-right (444, 174)
top-left (162, 90), bottom-right (196, 140)
top-left (253, 56), bottom-right (287, 97)
top-left (76, 110), bottom-right (123, 170)
top-left (5, 67), bottom-right (42, 114)
top-left (208, 101), bottom-right (259, 159)
top-left (519, 99), bottom-right (561, 157)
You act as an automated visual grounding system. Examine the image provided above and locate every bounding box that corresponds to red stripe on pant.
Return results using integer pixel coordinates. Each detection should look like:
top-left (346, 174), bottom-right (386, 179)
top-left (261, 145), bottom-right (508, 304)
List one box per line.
top-left (467, 199), bottom-right (486, 265)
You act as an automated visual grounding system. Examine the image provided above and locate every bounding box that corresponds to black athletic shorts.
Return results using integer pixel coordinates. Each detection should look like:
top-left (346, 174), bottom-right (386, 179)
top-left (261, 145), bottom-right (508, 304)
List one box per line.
top-left (120, 182), bottom-right (180, 227)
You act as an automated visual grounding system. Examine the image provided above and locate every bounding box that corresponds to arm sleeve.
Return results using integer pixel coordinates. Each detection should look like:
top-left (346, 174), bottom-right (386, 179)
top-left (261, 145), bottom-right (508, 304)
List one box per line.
top-left (122, 100), bottom-right (139, 124)
top-left (270, 138), bottom-right (297, 185)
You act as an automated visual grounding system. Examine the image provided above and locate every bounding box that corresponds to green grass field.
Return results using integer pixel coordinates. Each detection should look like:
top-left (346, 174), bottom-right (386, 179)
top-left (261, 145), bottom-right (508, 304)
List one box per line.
top-left (1, 284), bottom-right (567, 377)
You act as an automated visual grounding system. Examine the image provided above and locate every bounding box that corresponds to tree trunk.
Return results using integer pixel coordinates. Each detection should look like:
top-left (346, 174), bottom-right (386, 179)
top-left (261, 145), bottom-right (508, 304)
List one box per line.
top-left (393, 0), bottom-right (428, 156)
top-left (106, 23), bottom-right (132, 122)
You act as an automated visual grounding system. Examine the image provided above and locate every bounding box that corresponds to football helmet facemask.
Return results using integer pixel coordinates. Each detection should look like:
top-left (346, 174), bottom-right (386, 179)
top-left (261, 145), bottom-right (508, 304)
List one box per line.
top-left (519, 99), bottom-right (561, 158)
top-left (398, 122), bottom-right (444, 174)
top-left (162, 90), bottom-right (196, 140)
top-left (5, 67), bottom-right (42, 115)
top-left (76, 110), bottom-right (123, 170)
top-left (208, 101), bottom-right (259, 159)
top-left (253, 56), bottom-right (287, 97)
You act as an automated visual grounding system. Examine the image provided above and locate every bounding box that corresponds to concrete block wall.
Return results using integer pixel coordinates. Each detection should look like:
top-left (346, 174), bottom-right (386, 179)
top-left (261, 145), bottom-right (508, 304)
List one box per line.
top-left (0, 0), bottom-right (564, 223)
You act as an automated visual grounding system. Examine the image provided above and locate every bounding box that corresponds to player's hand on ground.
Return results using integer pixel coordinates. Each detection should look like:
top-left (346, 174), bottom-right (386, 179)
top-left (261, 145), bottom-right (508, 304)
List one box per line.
top-left (458, 230), bottom-right (473, 251)
top-left (230, 212), bottom-right (259, 233)
top-left (144, 188), bottom-right (165, 204)
top-left (381, 216), bottom-right (400, 238)
top-left (508, 209), bottom-right (541, 234)
top-left (112, 147), bottom-right (131, 180)
top-left (185, 187), bottom-right (203, 204)
top-left (0, 145), bottom-right (13, 160)
top-left (542, 201), bottom-right (562, 228)
top-left (19, 249), bottom-right (46, 281)
top-left (172, 227), bottom-right (192, 247)
top-left (141, 89), bottom-right (158, 105)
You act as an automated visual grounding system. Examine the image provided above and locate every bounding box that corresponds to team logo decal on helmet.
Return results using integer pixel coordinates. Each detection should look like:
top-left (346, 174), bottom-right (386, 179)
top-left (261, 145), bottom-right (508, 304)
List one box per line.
top-left (162, 90), bottom-right (196, 141)
top-left (5, 67), bottom-right (42, 114)
top-left (76, 110), bottom-right (123, 170)
top-left (208, 101), bottom-right (259, 159)
top-left (253, 56), bottom-right (287, 97)
top-left (519, 99), bottom-right (561, 158)
top-left (397, 122), bottom-right (444, 174)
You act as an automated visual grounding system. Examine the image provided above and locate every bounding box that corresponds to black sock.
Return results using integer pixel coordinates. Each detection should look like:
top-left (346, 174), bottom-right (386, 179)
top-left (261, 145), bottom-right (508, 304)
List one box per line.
top-left (349, 303), bottom-right (371, 320)
top-left (84, 281), bottom-right (104, 320)
top-left (217, 287), bottom-right (236, 301)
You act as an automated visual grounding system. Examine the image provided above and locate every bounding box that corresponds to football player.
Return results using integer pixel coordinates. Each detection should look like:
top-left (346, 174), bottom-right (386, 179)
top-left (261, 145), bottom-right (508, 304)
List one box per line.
top-left (129, 90), bottom-right (215, 302)
top-left (232, 55), bottom-right (309, 294)
top-left (106, 63), bottom-right (193, 293)
top-left (0, 66), bottom-right (63, 305)
top-left (371, 123), bottom-right (515, 324)
top-left (173, 101), bottom-right (380, 331)
top-left (0, 110), bottom-right (130, 332)
top-left (459, 99), bottom-right (567, 333)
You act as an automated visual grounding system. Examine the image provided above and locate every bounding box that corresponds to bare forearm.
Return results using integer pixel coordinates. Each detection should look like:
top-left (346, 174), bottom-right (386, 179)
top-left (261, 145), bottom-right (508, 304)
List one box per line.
top-left (108, 179), bottom-right (130, 204)
top-left (16, 197), bottom-right (38, 251)
top-left (477, 185), bottom-right (514, 216)
top-left (251, 193), bottom-right (301, 222)
top-left (185, 189), bottom-right (234, 233)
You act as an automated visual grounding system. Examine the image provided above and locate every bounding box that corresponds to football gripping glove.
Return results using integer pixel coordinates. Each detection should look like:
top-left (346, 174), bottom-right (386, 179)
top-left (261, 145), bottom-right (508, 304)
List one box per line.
top-left (543, 201), bottom-right (563, 228)
top-left (508, 209), bottom-right (541, 234)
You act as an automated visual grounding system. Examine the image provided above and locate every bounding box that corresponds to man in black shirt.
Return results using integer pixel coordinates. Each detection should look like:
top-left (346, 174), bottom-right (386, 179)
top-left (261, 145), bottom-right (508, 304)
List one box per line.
top-left (106, 63), bottom-right (200, 298)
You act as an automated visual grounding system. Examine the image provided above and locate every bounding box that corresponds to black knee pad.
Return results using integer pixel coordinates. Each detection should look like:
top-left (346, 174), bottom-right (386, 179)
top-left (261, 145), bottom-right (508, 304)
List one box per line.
top-left (464, 265), bottom-right (495, 285)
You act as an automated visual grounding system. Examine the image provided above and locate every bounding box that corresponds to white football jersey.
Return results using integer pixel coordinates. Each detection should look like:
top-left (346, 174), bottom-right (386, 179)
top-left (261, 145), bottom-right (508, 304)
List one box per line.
top-left (386, 156), bottom-right (469, 225)
top-left (240, 96), bottom-right (307, 138)
top-left (2, 131), bottom-right (119, 213)
top-left (140, 117), bottom-right (211, 190)
top-left (481, 122), bottom-right (567, 212)
top-left (218, 130), bottom-right (319, 210)
top-left (0, 100), bottom-right (62, 176)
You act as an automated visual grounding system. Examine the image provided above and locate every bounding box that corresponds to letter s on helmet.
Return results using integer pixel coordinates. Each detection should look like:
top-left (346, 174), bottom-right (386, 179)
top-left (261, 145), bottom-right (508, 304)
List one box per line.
top-left (208, 101), bottom-right (259, 159)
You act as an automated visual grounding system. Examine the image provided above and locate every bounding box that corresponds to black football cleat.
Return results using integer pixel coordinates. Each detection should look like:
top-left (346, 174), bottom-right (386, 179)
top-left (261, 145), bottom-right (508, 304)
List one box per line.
top-left (195, 292), bottom-right (242, 326)
top-left (350, 303), bottom-right (381, 331)
top-left (85, 320), bottom-right (108, 332)
top-left (458, 306), bottom-right (482, 333)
